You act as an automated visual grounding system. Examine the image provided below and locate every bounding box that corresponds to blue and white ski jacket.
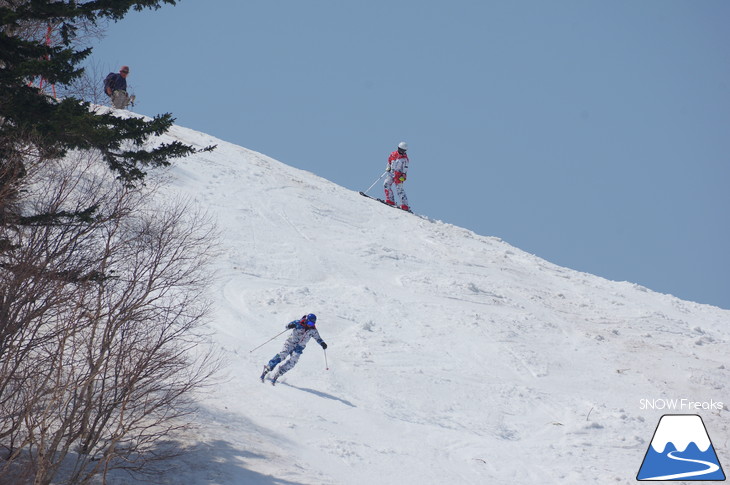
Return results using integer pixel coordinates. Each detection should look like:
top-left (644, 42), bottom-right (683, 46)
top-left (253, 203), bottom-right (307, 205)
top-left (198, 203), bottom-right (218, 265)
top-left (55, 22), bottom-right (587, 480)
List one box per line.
top-left (284, 319), bottom-right (325, 354)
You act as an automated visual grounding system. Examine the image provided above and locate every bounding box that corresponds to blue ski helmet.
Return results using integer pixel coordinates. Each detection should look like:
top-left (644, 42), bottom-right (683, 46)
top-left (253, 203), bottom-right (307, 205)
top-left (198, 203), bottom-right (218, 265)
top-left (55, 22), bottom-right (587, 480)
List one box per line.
top-left (306, 313), bottom-right (317, 326)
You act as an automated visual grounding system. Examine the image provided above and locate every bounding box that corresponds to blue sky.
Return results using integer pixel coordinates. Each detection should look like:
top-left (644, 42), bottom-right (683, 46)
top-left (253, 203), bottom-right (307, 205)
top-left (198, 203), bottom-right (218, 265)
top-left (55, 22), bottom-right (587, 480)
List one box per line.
top-left (89, 1), bottom-right (730, 310)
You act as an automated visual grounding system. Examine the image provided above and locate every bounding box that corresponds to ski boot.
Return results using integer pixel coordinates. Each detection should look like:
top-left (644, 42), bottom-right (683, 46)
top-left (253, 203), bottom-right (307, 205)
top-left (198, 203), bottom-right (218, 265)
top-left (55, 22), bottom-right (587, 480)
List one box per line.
top-left (260, 365), bottom-right (270, 383)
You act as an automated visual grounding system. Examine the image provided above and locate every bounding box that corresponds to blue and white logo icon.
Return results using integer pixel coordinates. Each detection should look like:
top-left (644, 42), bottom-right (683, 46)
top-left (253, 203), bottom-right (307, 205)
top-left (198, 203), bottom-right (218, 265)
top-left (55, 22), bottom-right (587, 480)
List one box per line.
top-left (637, 414), bottom-right (725, 481)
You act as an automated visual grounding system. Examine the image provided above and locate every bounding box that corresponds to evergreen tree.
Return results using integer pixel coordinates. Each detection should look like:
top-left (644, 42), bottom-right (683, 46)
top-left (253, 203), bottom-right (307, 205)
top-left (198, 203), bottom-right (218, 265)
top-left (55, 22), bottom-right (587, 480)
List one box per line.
top-left (0, 0), bottom-right (213, 200)
top-left (0, 4), bottom-right (220, 482)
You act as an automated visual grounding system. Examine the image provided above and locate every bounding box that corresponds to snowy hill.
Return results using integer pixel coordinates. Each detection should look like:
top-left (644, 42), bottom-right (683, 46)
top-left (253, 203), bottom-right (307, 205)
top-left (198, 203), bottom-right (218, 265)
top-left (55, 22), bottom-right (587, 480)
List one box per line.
top-left (130, 121), bottom-right (728, 484)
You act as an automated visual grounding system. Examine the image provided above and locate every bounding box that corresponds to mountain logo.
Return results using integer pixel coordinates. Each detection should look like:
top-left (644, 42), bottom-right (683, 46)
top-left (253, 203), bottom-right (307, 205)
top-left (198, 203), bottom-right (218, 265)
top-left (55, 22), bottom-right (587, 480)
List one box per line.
top-left (637, 414), bottom-right (725, 481)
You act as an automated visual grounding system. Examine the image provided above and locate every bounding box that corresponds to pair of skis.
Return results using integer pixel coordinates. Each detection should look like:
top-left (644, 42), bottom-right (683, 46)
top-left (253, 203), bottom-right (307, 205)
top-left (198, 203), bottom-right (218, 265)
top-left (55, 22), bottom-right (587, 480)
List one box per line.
top-left (260, 366), bottom-right (279, 386)
top-left (359, 192), bottom-right (413, 214)
top-left (360, 170), bottom-right (415, 214)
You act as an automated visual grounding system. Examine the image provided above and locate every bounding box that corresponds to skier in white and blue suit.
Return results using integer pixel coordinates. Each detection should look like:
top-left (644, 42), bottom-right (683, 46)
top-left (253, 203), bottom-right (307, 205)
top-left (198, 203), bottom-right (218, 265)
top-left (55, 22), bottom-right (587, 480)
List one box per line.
top-left (261, 314), bottom-right (327, 384)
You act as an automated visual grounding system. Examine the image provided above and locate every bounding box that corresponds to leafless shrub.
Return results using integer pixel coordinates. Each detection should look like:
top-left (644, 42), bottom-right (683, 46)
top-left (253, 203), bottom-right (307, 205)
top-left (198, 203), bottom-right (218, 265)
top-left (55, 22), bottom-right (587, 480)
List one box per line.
top-left (56, 59), bottom-right (110, 105)
top-left (0, 151), bottom-right (220, 485)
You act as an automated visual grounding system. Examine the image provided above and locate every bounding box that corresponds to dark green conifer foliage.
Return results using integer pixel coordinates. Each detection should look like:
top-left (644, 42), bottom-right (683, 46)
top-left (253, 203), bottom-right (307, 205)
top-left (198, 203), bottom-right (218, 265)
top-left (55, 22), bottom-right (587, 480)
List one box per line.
top-left (0, 0), bottom-right (214, 193)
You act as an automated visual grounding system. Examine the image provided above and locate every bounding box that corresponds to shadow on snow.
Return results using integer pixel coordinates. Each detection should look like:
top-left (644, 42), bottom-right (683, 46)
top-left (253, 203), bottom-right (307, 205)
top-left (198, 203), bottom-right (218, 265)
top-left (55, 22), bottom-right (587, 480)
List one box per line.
top-left (279, 382), bottom-right (356, 408)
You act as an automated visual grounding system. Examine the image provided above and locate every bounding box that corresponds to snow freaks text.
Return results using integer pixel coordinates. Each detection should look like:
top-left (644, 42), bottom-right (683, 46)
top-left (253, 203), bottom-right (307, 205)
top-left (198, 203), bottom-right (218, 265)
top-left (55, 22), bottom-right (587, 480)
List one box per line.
top-left (639, 398), bottom-right (724, 411)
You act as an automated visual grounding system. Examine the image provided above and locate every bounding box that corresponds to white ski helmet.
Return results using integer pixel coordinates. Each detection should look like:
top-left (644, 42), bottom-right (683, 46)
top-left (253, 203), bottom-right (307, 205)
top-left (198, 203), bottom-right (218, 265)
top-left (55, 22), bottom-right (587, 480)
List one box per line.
top-left (398, 141), bottom-right (408, 151)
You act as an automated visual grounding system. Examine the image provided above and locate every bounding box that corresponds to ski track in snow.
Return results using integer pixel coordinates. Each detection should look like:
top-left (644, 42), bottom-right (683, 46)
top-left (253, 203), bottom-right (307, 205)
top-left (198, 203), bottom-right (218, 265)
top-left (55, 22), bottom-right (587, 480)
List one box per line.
top-left (98, 120), bottom-right (730, 485)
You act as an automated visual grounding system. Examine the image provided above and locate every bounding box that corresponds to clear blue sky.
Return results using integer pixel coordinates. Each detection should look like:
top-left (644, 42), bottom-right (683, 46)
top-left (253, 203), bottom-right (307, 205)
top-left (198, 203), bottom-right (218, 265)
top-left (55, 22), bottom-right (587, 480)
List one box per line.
top-left (89, 0), bottom-right (730, 310)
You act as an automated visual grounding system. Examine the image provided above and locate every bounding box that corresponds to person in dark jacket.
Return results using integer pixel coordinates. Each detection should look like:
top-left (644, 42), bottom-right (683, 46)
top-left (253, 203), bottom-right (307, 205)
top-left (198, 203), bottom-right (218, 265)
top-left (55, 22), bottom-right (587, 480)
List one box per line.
top-left (260, 313), bottom-right (328, 385)
top-left (104, 66), bottom-right (132, 109)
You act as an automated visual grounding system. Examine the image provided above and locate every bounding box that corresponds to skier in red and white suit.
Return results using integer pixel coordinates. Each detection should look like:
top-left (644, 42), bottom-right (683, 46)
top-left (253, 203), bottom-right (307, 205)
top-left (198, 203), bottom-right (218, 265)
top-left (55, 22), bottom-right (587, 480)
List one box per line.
top-left (384, 141), bottom-right (410, 211)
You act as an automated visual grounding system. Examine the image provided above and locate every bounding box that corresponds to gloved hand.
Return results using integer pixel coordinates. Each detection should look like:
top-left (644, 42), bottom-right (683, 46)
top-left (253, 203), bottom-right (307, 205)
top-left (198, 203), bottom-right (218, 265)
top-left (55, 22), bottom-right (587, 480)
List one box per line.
top-left (386, 165), bottom-right (392, 172)
top-left (320, 341), bottom-right (328, 350)
top-left (394, 171), bottom-right (406, 183)
top-left (286, 322), bottom-right (296, 329)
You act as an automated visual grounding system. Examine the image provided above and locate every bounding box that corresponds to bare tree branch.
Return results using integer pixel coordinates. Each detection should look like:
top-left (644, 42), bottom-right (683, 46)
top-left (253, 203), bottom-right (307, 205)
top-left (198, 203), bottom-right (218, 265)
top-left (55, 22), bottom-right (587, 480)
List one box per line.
top-left (0, 150), bottom-right (220, 485)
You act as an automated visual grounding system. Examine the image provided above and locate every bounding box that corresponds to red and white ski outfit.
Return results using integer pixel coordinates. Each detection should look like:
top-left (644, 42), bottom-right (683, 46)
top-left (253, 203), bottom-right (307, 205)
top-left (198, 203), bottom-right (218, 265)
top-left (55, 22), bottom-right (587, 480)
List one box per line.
top-left (384, 150), bottom-right (410, 210)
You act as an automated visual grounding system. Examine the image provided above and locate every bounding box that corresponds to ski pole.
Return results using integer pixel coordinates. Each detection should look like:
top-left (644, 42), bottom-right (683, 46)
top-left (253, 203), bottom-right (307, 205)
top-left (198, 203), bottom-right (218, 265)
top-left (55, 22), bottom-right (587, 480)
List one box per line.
top-left (249, 329), bottom-right (288, 353)
top-left (324, 348), bottom-right (329, 371)
top-left (363, 171), bottom-right (388, 195)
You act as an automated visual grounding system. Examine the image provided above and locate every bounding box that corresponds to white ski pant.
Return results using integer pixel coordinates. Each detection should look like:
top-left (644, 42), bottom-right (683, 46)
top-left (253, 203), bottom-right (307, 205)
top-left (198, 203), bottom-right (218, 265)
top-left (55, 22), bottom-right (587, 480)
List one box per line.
top-left (267, 338), bottom-right (303, 376)
top-left (383, 174), bottom-right (409, 207)
top-left (111, 90), bottom-right (131, 109)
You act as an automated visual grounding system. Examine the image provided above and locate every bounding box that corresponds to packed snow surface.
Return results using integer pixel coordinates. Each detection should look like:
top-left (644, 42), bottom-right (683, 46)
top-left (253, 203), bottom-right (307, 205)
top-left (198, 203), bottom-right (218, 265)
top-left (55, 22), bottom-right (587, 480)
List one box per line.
top-left (123, 120), bottom-right (728, 484)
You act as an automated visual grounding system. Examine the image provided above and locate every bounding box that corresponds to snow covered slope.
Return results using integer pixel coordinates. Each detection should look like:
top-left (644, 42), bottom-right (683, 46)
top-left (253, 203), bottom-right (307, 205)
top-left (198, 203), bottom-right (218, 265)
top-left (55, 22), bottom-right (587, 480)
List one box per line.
top-left (136, 122), bottom-right (729, 484)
